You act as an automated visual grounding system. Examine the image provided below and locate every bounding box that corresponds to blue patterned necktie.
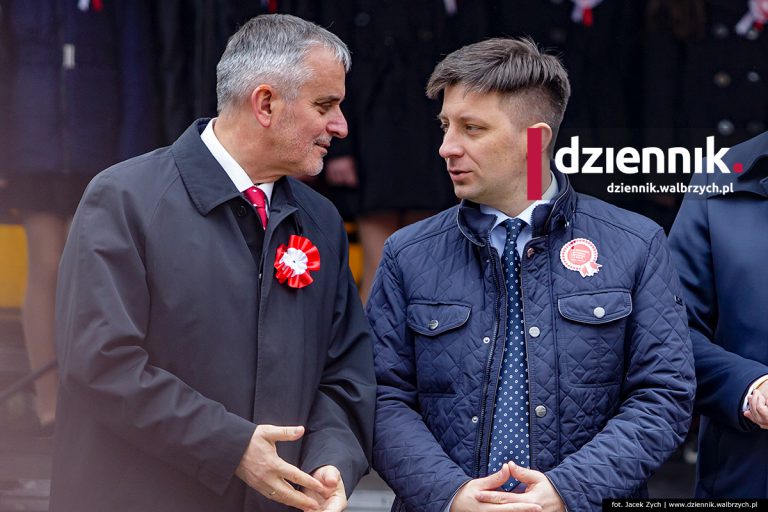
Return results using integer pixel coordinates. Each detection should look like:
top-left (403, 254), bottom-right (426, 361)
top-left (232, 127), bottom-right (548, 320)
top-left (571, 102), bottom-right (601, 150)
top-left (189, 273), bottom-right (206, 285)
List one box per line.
top-left (488, 218), bottom-right (530, 490)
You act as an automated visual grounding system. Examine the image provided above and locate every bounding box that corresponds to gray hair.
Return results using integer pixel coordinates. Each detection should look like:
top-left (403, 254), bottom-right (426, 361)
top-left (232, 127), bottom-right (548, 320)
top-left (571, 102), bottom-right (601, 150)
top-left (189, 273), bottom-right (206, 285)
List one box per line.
top-left (427, 37), bottom-right (571, 153)
top-left (216, 14), bottom-right (351, 113)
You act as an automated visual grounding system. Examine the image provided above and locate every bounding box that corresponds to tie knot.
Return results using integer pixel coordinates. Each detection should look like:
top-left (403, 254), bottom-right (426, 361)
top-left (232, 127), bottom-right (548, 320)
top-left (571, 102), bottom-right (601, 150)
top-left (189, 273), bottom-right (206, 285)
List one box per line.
top-left (244, 186), bottom-right (267, 209)
top-left (243, 186), bottom-right (269, 230)
top-left (503, 218), bottom-right (525, 245)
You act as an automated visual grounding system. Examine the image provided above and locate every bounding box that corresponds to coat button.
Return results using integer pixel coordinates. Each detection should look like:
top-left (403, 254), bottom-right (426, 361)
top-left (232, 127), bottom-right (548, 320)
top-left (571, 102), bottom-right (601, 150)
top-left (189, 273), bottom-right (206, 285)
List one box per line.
top-left (593, 306), bottom-right (606, 319)
top-left (748, 121), bottom-right (766, 135)
top-left (526, 247), bottom-right (536, 259)
top-left (418, 29), bottom-right (433, 41)
top-left (528, 326), bottom-right (540, 338)
top-left (354, 12), bottom-right (370, 27)
top-left (747, 71), bottom-right (761, 83)
top-left (235, 205), bottom-right (248, 217)
top-left (482, 336), bottom-right (491, 344)
top-left (713, 71), bottom-right (731, 88)
top-left (549, 28), bottom-right (567, 44)
top-left (717, 119), bottom-right (735, 137)
top-left (428, 319), bottom-right (439, 330)
top-left (535, 405), bottom-right (547, 418)
top-left (712, 23), bottom-right (729, 39)
top-left (471, 416), bottom-right (479, 423)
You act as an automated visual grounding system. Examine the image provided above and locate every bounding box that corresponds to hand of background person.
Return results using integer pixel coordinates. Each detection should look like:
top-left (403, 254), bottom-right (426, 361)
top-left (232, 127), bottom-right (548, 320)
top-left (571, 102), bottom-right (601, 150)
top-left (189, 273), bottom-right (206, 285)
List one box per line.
top-left (744, 380), bottom-right (768, 429)
top-left (450, 463), bottom-right (542, 512)
top-left (304, 465), bottom-right (347, 512)
top-left (474, 463), bottom-right (565, 512)
top-left (324, 156), bottom-right (358, 187)
top-left (235, 425), bottom-right (330, 511)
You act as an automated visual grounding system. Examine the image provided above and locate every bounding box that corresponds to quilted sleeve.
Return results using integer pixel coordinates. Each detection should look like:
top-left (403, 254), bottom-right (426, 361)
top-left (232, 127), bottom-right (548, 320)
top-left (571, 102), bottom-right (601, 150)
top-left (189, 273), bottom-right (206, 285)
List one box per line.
top-left (669, 173), bottom-right (768, 431)
top-left (367, 241), bottom-right (471, 512)
top-left (546, 229), bottom-right (696, 510)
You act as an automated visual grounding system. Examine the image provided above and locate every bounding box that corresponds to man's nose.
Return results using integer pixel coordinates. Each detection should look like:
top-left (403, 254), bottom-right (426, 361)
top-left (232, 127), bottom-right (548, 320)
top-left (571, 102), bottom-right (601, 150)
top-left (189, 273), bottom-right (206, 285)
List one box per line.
top-left (328, 109), bottom-right (348, 139)
top-left (439, 128), bottom-right (462, 159)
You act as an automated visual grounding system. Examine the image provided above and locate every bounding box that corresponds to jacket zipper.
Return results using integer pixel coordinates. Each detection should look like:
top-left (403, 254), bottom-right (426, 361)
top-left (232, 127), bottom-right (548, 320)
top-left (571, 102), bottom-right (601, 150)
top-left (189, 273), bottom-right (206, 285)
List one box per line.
top-left (519, 245), bottom-right (535, 468)
top-left (472, 235), bottom-right (505, 478)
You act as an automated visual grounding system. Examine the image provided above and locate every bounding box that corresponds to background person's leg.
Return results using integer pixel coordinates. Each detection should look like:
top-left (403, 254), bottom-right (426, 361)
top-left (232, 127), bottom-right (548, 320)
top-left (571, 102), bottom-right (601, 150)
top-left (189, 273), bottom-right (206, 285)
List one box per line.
top-left (20, 212), bottom-right (67, 429)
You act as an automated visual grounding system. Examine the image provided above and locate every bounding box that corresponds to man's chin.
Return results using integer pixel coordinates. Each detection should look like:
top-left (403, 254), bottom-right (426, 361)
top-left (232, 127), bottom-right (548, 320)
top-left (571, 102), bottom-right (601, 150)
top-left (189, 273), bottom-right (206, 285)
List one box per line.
top-left (298, 163), bottom-right (324, 179)
top-left (453, 186), bottom-right (476, 203)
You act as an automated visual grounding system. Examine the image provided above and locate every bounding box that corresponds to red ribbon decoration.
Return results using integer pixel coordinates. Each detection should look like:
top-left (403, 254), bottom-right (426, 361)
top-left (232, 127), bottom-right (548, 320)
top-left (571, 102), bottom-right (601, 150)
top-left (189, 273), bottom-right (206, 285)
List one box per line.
top-left (583, 8), bottom-right (593, 27)
top-left (92, 0), bottom-right (103, 11)
top-left (274, 235), bottom-right (320, 289)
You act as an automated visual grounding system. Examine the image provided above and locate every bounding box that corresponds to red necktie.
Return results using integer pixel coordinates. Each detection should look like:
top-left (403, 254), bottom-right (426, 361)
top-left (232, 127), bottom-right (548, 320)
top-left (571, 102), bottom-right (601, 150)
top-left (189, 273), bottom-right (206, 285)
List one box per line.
top-left (243, 186), bottom-right (268, 230)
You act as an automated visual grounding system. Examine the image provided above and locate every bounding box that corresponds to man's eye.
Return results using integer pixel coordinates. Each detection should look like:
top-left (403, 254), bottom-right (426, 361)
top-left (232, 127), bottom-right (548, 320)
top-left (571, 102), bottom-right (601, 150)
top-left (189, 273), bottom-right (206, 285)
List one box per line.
top-left (465, 125), bottom-right (480, 132)
top-left (439, 123), bottom-right (448, 133)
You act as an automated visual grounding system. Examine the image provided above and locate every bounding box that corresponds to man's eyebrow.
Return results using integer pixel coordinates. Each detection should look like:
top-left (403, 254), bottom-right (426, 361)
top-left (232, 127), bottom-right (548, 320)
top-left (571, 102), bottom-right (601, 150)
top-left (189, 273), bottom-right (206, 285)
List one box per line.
top-left (315, 95), bottom-right (343, 103)
top-left (437, 114), bottom-right (485, 123)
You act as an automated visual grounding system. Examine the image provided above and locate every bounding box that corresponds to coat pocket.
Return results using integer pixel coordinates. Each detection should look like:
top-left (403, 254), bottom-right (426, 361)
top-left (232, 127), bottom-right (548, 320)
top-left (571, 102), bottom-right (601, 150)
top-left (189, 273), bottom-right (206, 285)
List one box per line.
top-left (406, 302), bottom-right (471, 395)
top-left (556, 289), bottom-right (632, 385)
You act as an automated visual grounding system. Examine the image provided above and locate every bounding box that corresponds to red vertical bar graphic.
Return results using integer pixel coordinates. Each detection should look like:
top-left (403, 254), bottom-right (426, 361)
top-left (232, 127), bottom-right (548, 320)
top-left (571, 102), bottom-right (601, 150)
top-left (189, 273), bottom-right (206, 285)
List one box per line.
top-left (527, 127), bottom-right (543, 201)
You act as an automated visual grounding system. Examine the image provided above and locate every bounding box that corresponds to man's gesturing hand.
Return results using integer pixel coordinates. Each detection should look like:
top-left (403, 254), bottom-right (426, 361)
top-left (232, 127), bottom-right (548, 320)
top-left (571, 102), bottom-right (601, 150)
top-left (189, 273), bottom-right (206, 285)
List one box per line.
top-left (304, 465), bottom-right (347, 512)
top-left (450, 463), bottom-right (542, 512)
top-left (744, 380), bottom-right (768, 429)
top-left (475, 463), bottom-right (565, 512)
top-left (235, 425), bottom-right (330, 511)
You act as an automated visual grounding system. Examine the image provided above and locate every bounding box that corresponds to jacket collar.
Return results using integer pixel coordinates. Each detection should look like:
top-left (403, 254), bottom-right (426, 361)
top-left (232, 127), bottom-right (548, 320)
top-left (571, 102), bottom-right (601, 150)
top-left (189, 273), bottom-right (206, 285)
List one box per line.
top-left (172, 119), bottom-right (301, 222)
top-left (717, 131), bottom-right (768, 197)
top-left (457, 164), bottom-right (576, 246)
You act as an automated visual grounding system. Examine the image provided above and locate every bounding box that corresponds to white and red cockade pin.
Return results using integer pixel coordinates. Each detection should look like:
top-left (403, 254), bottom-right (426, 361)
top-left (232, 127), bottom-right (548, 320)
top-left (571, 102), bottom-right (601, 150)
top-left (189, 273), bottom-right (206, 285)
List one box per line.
top-left (736, 0), bottom-right (768, 36)
top-left (274, 235), bottom-right (320, 289)
top-left (560, 238), bottom-right (602, 278)
top-left (570, 0), bottom-right (604, 27)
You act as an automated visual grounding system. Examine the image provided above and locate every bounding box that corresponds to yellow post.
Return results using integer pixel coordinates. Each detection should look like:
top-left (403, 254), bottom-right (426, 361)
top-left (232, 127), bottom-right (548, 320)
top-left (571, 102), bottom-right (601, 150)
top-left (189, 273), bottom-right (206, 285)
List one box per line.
top-left (0, 224), bottom-right (28, 308)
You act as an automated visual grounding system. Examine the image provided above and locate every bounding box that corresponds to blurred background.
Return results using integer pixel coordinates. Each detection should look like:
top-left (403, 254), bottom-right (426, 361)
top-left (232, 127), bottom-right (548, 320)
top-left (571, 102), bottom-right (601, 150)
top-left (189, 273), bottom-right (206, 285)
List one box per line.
top-left (2, 0), bottom-right (766, 509)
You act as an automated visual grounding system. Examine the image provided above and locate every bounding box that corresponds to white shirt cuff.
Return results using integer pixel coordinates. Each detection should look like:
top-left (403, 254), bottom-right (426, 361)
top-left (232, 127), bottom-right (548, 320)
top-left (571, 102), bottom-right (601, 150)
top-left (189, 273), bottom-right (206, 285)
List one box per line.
top-left (742, 374), bottom-right (768, 412)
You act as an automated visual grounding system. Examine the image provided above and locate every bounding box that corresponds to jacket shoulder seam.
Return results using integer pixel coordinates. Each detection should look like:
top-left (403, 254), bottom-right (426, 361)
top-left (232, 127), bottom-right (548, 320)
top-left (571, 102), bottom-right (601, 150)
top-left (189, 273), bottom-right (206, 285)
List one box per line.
top-left (575, 209), bottom-right (661, 245)
top-left (390, 222), bottom-right (458, 259)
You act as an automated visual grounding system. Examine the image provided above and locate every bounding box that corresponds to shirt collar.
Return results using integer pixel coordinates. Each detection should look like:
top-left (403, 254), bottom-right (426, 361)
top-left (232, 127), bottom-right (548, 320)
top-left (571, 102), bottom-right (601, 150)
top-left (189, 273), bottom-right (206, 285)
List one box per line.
top-left (479, 171), bottom-right (559, 229)
top-left (200, 118), bottom-right (274, 205)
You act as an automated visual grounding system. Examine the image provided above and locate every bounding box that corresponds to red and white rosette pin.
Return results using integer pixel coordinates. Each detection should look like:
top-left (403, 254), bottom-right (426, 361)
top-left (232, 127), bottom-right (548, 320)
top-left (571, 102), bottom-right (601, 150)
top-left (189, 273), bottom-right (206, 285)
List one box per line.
top-left (570, 0), bottom-right (604, 27)
top-left (274, 235), bottom-right (320, 289)
top-left (736, 0), bottom-right (768, 35)
top-left (560, 238), bottom-right (602, 278)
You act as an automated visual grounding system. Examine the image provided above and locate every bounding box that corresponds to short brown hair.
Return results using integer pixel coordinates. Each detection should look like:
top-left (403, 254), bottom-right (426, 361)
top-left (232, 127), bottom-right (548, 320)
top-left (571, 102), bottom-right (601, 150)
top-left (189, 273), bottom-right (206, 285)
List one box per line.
top-left (427, 37), bottom-right (571, 153)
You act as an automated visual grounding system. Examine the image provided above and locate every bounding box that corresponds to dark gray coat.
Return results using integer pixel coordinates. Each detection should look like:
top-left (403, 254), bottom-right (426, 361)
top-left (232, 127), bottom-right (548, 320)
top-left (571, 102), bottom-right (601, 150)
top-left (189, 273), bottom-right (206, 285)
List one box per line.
top-left (51, 120), bottom-right (376, 512)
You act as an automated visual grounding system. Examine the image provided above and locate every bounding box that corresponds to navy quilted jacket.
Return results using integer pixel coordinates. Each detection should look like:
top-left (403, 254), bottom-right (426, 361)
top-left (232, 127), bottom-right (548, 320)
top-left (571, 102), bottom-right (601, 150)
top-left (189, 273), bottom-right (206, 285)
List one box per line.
top-left (367, 171), bottom-right (695, 511)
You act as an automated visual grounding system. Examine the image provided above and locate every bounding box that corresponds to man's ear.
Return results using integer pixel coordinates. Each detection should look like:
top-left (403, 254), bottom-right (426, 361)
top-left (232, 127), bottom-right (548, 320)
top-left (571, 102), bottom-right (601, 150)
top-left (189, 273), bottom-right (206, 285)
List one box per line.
top-left (528, 122), bottom-right (553, 155)
top-left (250, 85), bottom-right (277, 127)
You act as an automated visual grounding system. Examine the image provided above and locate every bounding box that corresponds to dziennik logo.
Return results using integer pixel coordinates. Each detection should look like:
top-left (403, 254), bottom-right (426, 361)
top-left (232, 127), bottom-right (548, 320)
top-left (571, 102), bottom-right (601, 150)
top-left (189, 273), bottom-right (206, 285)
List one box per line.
top-left (526, 127), bottom-right (741, 199)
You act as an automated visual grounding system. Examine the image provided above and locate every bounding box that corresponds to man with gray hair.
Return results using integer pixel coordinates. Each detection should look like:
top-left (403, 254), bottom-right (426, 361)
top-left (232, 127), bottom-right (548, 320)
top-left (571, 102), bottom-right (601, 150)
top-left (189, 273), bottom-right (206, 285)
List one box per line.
top-left (51, 14), bottom-right (375, 512)
top-left (368, 37), bottom-right (694, 511)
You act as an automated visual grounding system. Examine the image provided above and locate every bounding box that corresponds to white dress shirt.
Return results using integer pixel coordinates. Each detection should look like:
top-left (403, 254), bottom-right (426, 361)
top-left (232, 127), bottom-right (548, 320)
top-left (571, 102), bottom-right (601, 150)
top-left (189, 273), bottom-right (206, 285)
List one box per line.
top-left (479, 173), bottom-right (559, 258)
top-left (200, 118), bottom-right (273, 215)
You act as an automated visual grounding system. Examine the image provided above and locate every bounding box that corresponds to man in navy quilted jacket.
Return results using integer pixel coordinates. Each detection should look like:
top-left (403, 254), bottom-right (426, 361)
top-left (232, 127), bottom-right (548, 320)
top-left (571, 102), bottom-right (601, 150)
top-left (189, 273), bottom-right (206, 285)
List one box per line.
top-left (366, 37), bottom-right (695, 512)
